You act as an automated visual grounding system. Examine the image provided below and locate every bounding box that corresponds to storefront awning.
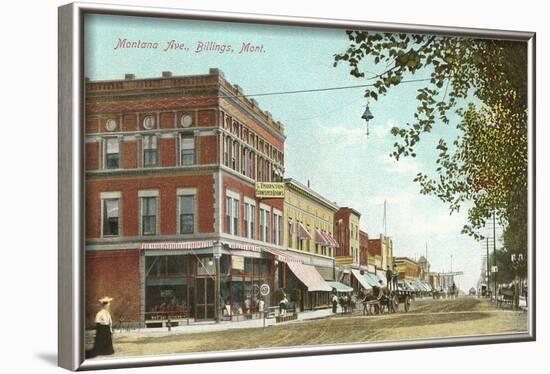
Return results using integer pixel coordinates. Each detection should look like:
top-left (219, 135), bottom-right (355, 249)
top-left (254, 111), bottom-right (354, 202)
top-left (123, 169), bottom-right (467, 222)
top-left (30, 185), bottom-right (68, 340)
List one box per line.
top-left (297, 223), bottom-right (312, 240)
top-left (314, 230), bottom-right (331, 246)
top-left (327, 281), bottom-right (353, 293)
top-left (227, 243), bottom-right (302, 263)
top-left (351, 269), bottom-right (381, 291)
top-left (140, 240), bottom-right (214, 250)
top-left (287, 262), bottom-right (332, 292)
top-left (323, 232), bottom-right (339, 248)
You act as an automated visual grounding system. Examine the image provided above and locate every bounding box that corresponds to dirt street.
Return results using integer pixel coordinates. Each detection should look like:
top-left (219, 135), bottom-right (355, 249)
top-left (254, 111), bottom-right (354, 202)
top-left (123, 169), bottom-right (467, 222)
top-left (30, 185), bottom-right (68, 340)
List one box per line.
top-left (89, 297), bottom-right (528, 359)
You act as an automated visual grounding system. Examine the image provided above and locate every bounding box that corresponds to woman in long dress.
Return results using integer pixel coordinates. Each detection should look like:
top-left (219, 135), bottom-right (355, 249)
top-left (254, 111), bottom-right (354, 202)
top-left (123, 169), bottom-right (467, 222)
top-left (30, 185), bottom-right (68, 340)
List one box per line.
top-left (88, 297), bottom-right (114, 357)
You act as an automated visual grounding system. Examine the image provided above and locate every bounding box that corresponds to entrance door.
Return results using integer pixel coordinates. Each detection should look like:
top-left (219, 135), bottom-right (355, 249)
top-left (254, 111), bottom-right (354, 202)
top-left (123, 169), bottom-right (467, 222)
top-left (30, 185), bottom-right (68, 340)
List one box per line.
top-left (195, 277), bottom-right (215, 320)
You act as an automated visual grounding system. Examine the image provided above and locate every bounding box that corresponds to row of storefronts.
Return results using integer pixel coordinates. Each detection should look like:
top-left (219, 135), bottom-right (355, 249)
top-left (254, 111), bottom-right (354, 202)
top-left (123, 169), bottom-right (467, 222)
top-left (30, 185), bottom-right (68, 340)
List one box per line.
top-left (84, 70), bottom-right (400, 328)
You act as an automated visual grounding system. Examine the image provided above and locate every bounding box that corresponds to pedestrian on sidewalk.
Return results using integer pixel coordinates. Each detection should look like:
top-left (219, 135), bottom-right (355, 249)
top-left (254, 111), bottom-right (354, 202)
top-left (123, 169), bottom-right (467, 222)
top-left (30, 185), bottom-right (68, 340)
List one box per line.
top-left (86, 296), bottom-right (114, 358)
top-left (258, 297), bottom-right (265, 317)
top-left (332, 293), bottom-right (338, 313)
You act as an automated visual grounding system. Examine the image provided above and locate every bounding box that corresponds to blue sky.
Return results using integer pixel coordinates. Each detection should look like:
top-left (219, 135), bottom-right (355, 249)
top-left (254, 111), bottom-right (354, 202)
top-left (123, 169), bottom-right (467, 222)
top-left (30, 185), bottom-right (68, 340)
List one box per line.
top-left (84, 14), bottom-right (498, 290)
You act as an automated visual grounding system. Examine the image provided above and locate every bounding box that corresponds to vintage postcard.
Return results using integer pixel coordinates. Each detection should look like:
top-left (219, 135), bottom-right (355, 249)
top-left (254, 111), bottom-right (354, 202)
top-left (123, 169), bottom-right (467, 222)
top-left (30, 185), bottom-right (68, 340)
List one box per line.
top-left (79, 9), bottom-right (532, 363)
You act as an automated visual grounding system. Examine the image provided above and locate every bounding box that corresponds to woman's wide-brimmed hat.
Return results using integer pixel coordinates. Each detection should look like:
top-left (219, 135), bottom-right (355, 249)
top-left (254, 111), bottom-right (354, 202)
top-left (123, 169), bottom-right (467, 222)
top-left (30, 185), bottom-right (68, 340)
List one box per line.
top-left (99, 296), bottom-right (113, 303)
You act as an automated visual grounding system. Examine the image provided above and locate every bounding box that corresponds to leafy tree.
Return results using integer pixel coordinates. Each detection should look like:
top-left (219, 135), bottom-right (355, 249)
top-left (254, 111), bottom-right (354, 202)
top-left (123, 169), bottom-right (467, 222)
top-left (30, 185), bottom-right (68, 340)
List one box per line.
top-left (334, 32), bottom-right (528, 242)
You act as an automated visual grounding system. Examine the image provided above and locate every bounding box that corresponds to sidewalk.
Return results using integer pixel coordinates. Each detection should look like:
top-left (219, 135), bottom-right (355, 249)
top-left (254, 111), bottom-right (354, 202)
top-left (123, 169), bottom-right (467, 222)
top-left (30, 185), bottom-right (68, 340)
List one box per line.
top-left (106, 308), bottom-right (337, 339)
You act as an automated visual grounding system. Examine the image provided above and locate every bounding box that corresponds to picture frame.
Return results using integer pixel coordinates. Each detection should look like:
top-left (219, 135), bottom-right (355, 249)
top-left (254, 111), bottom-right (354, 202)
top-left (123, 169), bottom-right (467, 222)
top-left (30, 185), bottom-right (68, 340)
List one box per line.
top-left (58, 2), bottom-right (536, 371)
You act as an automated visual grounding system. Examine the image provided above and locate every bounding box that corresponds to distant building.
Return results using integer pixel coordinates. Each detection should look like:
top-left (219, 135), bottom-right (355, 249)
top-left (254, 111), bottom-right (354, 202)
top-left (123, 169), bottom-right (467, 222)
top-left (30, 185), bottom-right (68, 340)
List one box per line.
top-left (417, 256), bottom-right (430, 281)
top-left (368, 234), bottom-right (393, 272)
top-left (359, 230), bottom-right (369, 267)
top-left (334, 207), bottom-right (361, 266)
top-left (394, 256), bottom-right (422, 280)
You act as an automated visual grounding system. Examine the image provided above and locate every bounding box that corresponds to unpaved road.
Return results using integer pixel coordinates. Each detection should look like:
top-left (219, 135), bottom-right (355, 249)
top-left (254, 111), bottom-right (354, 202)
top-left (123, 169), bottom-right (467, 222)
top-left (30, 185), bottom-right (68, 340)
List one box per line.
top-left (89, 297), bottom-right (527, 358)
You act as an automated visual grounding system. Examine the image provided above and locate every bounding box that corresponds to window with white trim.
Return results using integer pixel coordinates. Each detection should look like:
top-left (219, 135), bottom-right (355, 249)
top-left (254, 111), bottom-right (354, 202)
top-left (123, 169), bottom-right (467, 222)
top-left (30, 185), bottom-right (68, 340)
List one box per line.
top-left (225, 196), bottom-right (232, 234)
top-left (288, 219), bottom-right (293, 248)
top-left (179, 195), bottom-right (195, 234)
top-left (141, 196), bottom-right (157, 235)
top-left (180, 135), bottom-right (195, 165)
top-left (104, 138), bottom-right (120, 169)
top-left (232, 198), bottom-right (240, 236)
top-left (232, 140), bottom-right (238, 170)
top-left (102, 198), bottom-right (119, 236)
top-left (273, 213), bottom-right (282, 245)
top-left (249, 204), bottom-right (256, 239)
top-left (143, 135), bottom-right (158, 167)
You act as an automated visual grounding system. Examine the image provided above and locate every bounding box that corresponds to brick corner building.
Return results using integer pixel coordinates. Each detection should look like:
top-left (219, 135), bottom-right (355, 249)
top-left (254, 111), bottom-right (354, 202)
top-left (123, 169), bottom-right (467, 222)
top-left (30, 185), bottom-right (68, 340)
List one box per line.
top-left (85, 69), bottom-right (287, 326)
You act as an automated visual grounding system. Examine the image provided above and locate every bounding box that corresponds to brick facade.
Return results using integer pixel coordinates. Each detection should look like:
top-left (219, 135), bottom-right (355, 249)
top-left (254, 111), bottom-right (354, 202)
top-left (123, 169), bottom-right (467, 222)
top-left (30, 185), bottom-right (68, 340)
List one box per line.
top-left (84, 69), bottom-right (286, 325)
top-left (86, 250), bottom-right (141, 328)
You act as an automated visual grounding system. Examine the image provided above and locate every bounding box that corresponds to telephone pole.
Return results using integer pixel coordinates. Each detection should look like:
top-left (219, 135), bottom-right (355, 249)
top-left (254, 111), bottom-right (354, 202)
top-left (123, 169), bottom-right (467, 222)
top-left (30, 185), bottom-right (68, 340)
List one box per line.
top-left (493, 211), bottom-right (497, 300)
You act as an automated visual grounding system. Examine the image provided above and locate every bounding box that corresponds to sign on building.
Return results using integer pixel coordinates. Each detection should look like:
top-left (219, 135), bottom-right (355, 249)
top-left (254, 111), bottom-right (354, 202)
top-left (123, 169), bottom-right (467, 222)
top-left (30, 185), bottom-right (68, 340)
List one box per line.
top-left (232, 255), bottom-right (245, 271)
top-left (255, 182), bottom-right (285, 198)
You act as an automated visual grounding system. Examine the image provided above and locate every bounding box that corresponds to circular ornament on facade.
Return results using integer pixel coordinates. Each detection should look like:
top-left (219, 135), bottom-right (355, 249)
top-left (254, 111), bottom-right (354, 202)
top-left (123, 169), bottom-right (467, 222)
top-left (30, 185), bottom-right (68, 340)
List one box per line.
top-left (181, 114), bottom-right (193, 128)
top-left (105, 119), bottom-right (117, 132)
top-left (260, 283), bottom-right (270, 296)
top-left (143, 115), bottom-right (155, 130)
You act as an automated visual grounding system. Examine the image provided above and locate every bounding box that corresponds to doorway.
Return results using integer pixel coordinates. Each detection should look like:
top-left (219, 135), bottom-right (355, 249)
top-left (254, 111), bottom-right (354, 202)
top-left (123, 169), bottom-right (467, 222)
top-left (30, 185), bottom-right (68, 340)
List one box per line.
top-left (195, 276), bottom-right (215, 320)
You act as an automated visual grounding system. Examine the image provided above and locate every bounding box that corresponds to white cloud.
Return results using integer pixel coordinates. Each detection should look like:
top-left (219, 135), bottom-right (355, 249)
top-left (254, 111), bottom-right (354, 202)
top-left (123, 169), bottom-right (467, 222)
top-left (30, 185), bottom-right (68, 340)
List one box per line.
top-left (380, 153), bottom-right (422, 175)
top-left (370, 119), bottom-right (397, 139)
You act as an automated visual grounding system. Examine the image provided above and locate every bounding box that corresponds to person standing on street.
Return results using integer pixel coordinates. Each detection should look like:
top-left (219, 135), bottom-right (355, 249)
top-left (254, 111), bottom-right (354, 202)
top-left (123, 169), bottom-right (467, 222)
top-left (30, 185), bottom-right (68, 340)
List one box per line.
top-left (392, 264), bottom-right (399, 290)
top-left (87, 296), bottom-right (114, 358)
top-left (386, 266), bottom-right (393, 291)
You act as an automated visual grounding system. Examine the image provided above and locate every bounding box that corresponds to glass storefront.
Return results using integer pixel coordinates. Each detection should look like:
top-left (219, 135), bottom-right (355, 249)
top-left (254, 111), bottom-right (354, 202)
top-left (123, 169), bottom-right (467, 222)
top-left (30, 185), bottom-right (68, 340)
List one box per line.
top-left (144, 253), bottom-right (275, 323)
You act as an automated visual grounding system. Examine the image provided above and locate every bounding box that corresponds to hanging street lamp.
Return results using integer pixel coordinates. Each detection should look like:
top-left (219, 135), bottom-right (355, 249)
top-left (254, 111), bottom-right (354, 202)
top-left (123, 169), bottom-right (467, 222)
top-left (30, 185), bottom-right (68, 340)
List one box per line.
top-left (361, 104), bottom-right (374, 136)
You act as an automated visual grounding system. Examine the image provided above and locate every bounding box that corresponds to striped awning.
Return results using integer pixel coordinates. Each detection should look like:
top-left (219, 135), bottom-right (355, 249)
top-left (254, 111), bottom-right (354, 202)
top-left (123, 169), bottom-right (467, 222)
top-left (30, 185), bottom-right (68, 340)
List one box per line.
top-left (227, 243), bottom-right (302, 263)
top-left (314, 230), bottom-right (331, 246)
top-left (140, 240), bottom-right (214, 250)
top-left (287, 262), bottom-right (332, 292)
top-left (323, 231), bottom-right (339, 248)
top-left (297, 222), bottom-right (312, 240)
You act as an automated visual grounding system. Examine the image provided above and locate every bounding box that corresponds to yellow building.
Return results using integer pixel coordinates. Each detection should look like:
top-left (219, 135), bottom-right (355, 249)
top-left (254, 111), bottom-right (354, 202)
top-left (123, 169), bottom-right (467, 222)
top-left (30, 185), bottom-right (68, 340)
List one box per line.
top-left (284, 179), bottom-right (338, 257)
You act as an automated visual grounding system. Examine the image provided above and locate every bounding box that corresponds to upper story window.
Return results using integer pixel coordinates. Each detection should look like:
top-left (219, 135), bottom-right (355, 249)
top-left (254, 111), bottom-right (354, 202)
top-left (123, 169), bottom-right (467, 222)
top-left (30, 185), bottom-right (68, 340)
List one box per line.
top-left (225, 191), bottom-right (240, 236)
top-left (223, 136), bottom-right (229, 167)
top-left (259, 207), bottom-right (270, 242)
top-left (231, 141), bottom-right (238, 170)
top-left (241, 148), bottom-right (247, 175)
top-left (180, 135), bottom-right (195, 165)
top-left (288, 219), bottom-right (293, 248)
top-left (179, 194), bottom-right (195, 234)
top-left (143, 135), bottom-right (158, 167)
top-left (104, 138), bottom-right (120, 169)
top-left (273, 212), bottom-right (282, 245)
top-left (244, 200), bottom-right (256, 240)
top-left (248, 151), bottom-right (254, 178)
top-left (141, 196), bottom-right (157, 235)
top-left (102, 197), bottom-right (120, 237)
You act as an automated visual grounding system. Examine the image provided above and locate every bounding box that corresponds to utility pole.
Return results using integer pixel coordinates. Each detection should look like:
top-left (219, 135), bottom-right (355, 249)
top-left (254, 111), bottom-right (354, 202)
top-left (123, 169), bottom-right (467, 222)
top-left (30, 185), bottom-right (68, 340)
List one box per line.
top-left (493, 211), bottom-right (497, 300)
top-left (486, 237), bottom-right (490, 289)
top-left (383, 200), bottom-right (387, 237)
